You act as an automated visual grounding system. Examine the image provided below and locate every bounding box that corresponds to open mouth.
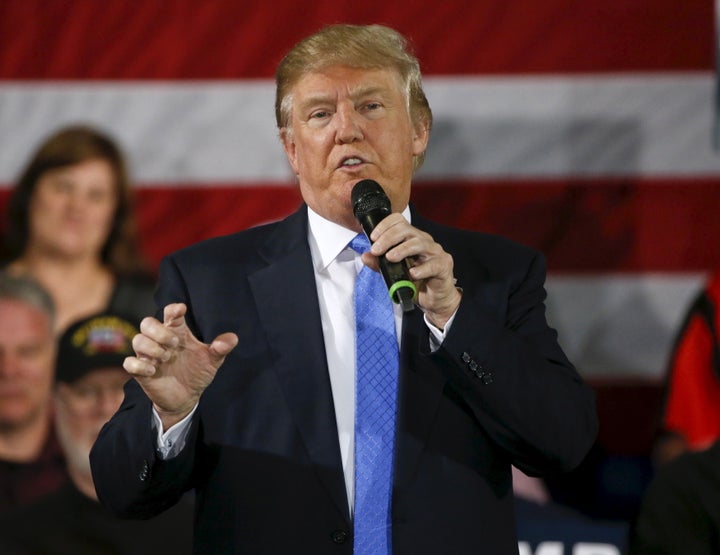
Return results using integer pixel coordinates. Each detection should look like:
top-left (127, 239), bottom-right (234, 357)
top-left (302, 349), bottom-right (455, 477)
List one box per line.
top-left (339, 157), bottom-right (364, 168)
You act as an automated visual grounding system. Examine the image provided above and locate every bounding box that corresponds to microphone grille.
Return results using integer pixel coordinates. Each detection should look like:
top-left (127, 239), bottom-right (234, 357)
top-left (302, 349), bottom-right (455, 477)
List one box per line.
top-left (351, 179), bottom-right (390, 217)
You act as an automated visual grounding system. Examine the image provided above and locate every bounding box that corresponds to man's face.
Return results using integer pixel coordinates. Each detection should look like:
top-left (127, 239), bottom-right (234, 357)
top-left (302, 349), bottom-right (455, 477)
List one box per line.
top-left (0, 299), bottom-right (55, 431)
top-left (281, 65), bottom-right (429, 231)
top-left (54, 367), bottom-right (127, 476)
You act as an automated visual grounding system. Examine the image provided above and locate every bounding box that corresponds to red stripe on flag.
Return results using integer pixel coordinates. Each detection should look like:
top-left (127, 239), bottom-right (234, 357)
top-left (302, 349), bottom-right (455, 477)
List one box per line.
top-left (4, 178), bottom-right (717, 273)
top-left (413, 178), bottom-right (720, 273)
top-left (0, 0), bottom-right (712, 79)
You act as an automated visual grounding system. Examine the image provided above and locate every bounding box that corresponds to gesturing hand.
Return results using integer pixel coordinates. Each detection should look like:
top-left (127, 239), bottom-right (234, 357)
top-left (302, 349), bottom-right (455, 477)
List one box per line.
top-left (123, 303), bottom-right (239, 429)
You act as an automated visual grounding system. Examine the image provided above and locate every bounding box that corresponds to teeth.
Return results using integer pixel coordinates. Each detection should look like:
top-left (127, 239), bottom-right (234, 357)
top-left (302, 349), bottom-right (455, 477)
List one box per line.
top-left (343, 158), bottom-right (362, 166)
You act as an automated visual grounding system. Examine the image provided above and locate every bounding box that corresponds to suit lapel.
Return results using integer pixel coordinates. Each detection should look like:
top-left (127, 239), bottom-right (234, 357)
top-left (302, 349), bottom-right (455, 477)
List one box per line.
top-left (248, 207), bottom-right (350, 522)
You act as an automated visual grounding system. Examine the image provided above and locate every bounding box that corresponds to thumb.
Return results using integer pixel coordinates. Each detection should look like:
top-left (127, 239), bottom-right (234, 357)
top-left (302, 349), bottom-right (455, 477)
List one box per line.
top-left (361, 251), bottom-right (381, 273)
top-left (209, 332), bottom-right (239, 360)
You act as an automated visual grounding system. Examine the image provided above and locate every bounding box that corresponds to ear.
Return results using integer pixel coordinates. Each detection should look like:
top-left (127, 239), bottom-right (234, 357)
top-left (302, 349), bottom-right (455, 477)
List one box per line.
top-left (280, 127), bottom-right (300, 175)
top-left (411, 119), bottom-right (430, 157)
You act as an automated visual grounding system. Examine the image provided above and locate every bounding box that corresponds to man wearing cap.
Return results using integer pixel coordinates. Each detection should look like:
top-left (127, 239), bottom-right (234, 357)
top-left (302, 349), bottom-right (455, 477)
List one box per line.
top-left (0, 313), bottom-right (194, 555)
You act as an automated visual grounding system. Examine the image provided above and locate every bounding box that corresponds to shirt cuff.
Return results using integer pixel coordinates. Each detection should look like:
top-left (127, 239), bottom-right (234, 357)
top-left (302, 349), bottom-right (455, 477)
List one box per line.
top-left (424, 309), bottom-right (458, 352)
top-left (152, 404), bottom-right (198, 459)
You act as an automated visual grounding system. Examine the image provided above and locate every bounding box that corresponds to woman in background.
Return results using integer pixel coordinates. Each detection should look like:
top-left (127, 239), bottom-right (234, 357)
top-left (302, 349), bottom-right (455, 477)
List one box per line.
top-left (0, 125), bottom-right (155, 332)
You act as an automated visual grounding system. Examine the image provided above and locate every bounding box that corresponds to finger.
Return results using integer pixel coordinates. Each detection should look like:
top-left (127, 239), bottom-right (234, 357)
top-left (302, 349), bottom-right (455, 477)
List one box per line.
top-left (209, 332), bottom-right (240, 359)
top-left (383, 236), bottom-right (428, 263)
top-left (360, 251), bottom-right (380, 272)
top-left (408, 254), bottom-right (455, 283)
top-left (368, 213), bottom-right (407, 241)
top-left (123, 355), bottom-right (157, 377)
top-left (140, 316), bottom-right (180, 348)
top-left (163, 303), bottom-right (188, 328)
top-left (369, 218), bottom-right (412, 255)
top-left (132, 333), bottom-right (173, 362)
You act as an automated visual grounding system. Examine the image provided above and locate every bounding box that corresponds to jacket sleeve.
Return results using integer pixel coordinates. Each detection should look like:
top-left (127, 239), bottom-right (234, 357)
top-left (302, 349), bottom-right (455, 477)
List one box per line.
top-left (426, 249), bottom-right (598, 476)
top-left (90, 378), bottom-right (198, 519)
top-left (90, 255), bottom-right (199, 519)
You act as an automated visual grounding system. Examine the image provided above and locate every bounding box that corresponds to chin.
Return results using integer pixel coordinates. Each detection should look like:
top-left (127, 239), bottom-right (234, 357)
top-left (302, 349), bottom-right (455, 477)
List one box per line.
top-left (0, 411), bottom-right (33, 432)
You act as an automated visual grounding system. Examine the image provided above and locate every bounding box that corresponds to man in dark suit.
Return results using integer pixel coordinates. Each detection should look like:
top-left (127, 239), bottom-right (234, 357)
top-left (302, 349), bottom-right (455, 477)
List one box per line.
top-left (90, 24), bottom-right (597, 555)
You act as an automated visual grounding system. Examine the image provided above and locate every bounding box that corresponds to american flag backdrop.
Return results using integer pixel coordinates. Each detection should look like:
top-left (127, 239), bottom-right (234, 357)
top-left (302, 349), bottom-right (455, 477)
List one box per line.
top-left (1, 0), bottom-right (718, 381)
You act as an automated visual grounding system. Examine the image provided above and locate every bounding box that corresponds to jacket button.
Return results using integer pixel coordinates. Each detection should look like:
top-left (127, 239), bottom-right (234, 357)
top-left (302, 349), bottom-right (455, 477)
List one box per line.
top-left (139, 460), bottom-right (150, 482)
top-left (331, 530), bottom-right (348, 544)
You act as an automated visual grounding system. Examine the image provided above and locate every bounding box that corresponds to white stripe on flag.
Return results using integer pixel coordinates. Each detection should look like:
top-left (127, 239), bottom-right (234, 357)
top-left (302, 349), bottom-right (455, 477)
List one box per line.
top-left (546, 273), bottom-right (707, 378)
top-left (0, 73), bottom-right (718, 185)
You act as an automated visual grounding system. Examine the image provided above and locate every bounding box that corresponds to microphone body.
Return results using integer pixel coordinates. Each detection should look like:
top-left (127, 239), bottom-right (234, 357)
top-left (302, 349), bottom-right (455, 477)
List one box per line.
top-left (351, 179), bottom-right (416, 312)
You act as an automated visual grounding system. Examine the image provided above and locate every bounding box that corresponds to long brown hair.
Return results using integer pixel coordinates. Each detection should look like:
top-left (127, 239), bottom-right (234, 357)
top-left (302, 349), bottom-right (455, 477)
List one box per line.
top-left (1, 125), bottom-right (150, 275)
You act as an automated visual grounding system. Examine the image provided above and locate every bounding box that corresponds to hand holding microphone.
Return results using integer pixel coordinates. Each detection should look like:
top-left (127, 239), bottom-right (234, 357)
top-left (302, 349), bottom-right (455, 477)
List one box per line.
top-left (351, 179), bottom-right (462, 326)
top-left (352, 179), bottom-right (417, 312)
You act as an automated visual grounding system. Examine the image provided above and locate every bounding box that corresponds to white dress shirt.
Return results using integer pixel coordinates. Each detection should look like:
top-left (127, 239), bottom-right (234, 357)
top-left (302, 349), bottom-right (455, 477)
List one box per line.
top-left (154, 205), bottom-right (455, 514)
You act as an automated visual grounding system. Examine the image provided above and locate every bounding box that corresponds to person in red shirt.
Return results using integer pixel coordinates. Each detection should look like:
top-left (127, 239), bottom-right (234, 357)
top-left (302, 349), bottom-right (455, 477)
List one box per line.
top-left (656, 271), bottom-right (720, 463)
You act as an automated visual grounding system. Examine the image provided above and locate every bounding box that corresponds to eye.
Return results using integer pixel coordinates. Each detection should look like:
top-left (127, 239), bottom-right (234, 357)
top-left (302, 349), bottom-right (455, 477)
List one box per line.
top-left (360, 101), bottom-right (384, 117)
top-left (87, 187), bottom-right (113, 204)
top-left (72, 385), bottom-right (97, 399)
top-left (310, 110), bottom-right (330, 120)
top-left (17, 343), bottom-right (46, 360)
top-left (50, 178), bottom-right (73, 194)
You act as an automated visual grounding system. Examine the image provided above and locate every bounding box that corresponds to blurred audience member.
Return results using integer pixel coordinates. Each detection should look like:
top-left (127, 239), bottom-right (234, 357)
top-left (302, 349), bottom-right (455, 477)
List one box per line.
top-left (0, 272), bottom-right (66, 513)
top-left (0, 312), bottom-right (194, 555)
top-left (655, 272), bottom-right (720, 464)
top-left (628, 440), bottom-right (720, 555)
top-left (0, 125), bottom-right (155, 333)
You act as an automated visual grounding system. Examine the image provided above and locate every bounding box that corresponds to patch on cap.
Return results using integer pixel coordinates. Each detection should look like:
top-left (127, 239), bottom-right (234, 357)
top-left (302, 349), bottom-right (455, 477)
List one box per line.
top-left (57, 313), bottom-right (139, 383)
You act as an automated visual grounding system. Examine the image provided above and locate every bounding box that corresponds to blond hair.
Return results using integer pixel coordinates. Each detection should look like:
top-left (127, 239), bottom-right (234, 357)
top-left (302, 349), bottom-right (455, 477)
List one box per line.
top-left (275, 24), bottom-right (433, 169)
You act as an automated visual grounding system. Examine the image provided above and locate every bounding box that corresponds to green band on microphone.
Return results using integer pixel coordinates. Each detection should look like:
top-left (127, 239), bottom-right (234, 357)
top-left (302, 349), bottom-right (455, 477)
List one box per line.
top-left (388, 280), bottom-right (417, 304)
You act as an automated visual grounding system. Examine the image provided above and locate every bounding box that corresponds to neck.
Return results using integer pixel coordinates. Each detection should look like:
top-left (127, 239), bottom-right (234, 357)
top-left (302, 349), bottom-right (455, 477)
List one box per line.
top-left (10, 251), bottom-right (114, 332)
top-left (12, 247), bottom-right (105, 277)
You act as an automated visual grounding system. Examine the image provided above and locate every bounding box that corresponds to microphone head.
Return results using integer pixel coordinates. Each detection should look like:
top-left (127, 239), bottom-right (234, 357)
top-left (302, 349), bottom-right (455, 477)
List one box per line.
top-left (351, 179), bottom-right (391, 219)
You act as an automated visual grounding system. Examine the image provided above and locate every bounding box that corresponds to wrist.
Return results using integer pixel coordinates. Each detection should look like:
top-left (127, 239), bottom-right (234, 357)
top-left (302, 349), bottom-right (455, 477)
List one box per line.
top-left (425, 287), bottom-right (462, 330)
top-left (154, 402), bottom-right (197, 431)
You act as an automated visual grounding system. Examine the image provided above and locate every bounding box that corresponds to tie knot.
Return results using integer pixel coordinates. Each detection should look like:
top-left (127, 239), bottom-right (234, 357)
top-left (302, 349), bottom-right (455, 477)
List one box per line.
top-left (349, 233), bottom-right (371, 254)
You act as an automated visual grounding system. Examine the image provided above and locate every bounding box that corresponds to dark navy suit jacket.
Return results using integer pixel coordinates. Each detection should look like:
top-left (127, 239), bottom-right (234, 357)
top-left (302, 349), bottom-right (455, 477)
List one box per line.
top-left (90, 206), bottom-right (597, 555)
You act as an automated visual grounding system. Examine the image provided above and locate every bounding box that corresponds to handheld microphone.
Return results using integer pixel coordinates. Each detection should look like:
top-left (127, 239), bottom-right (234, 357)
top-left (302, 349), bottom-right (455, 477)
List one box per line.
top-left (351, 179), bottom-right (416, 313)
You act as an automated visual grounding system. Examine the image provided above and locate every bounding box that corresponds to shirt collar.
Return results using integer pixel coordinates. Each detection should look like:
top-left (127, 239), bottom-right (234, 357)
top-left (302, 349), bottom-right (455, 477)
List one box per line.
top-left (307, 204), bottom-right (412, 272)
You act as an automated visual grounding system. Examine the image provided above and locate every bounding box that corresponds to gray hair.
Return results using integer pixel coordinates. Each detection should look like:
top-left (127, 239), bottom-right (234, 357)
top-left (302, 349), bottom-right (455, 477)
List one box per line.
top-left (0, 271), bottom-right (55, 330)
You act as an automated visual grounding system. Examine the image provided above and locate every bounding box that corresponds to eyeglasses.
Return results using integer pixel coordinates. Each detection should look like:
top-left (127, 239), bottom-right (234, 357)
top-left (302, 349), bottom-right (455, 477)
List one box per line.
top-left (57, 380), bottom-right (126, 415)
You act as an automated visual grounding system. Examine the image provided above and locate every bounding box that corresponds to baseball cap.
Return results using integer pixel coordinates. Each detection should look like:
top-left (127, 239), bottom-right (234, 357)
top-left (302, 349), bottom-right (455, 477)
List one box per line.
top-left (56, 313), bottom-right (139, 384)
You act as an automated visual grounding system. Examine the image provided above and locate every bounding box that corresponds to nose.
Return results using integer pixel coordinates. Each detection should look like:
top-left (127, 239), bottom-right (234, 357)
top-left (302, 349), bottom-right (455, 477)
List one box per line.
top-left (0, 353), bottom-right (21, 378)
top-left (334, 104), bottom-right (364, 144)
top-left (97, 388), bottom-right (124, 416)
top-left (61, 187), bottom-right (83, 214)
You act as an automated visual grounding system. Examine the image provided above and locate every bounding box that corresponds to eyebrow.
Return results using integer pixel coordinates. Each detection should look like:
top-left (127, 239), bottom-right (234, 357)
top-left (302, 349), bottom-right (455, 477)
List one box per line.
top-left (297, 85), bottom-right (392, 113)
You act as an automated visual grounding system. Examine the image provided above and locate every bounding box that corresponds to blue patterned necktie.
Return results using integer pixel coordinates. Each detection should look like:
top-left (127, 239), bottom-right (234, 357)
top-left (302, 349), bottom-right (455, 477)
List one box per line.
top-left (350, 233), bottom-right (399, 555)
